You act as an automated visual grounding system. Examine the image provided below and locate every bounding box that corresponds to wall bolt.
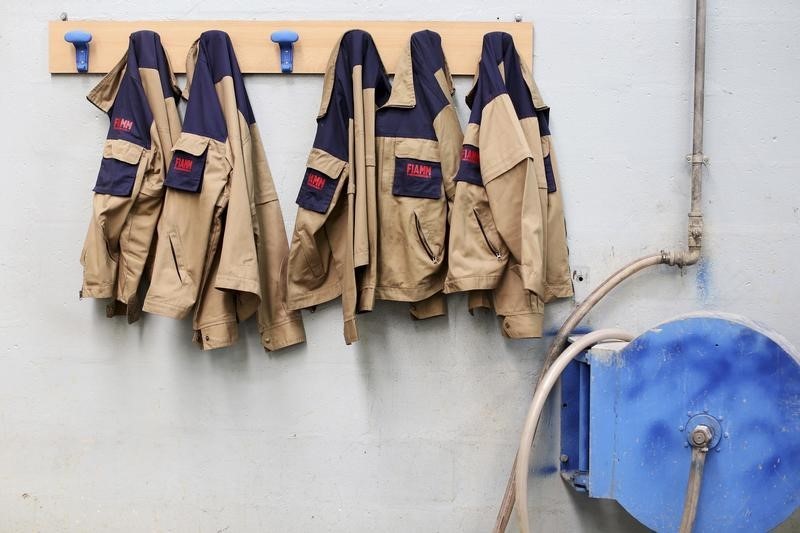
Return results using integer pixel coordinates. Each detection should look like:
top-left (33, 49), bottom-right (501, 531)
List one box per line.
top-left (514, 13), bottom-right (523, 22)
top-left (559, 454), bottom-right (569, 463)
top-left (59, 12), bottom-right (68, 21)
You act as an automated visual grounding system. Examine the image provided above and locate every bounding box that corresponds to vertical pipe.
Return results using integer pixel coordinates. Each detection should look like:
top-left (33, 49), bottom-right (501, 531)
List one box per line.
top-left (688, 0), bottom-right (706, 251)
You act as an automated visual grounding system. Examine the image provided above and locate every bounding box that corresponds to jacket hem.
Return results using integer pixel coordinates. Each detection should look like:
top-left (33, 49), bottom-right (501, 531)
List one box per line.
top-left (374, 282), bottom-right (443, 303)
top-left (286, 283), bottom-right (343, 311)
top-left (142, 298), bottom-right (192, 320)
top-left (260, 319), bottom-right (306, 351)
top-left (443, 275), bottom-right (502, 294)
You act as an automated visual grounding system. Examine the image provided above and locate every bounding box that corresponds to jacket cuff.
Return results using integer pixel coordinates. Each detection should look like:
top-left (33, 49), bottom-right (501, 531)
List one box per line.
top-left (193, 322), bottom-right (239, 350)
top-left (260, 320), bottom-right (306, 351)
top-left (410, 293), bottom-right (447, 320)
top-left (344, 318), bottom-right (359, 345)
top-left (543, 281), bottom-right (575, 303)
top-left (500, 312), bottom-right (544, 339)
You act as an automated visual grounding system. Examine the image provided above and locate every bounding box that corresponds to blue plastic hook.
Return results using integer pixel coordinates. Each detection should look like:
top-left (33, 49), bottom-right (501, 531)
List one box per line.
top-left (270, 30), bottom-right (299, 73)
top-left (64, 30), bottom-right (92, 73)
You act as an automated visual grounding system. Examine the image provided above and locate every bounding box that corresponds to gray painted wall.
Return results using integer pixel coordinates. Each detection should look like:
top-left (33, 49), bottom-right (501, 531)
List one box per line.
top-left (1, 0), bottom-right (798, 531)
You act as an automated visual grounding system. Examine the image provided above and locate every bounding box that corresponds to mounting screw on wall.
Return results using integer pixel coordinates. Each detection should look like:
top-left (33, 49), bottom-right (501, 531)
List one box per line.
top-left (572, 268), bottom-right (589, 284)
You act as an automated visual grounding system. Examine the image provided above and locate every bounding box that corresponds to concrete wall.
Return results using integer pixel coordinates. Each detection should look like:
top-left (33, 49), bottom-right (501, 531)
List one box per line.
top-left (1, 0), bottom-right (798, 531)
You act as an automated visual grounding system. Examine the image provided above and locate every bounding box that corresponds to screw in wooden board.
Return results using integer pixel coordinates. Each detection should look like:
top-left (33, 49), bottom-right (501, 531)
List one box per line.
top-left (514, 14), bottom-right (523, 22)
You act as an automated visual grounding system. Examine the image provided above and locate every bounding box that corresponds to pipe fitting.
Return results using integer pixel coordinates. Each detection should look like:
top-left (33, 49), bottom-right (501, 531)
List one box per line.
top-left (689, 424), bottom-right (713, 450)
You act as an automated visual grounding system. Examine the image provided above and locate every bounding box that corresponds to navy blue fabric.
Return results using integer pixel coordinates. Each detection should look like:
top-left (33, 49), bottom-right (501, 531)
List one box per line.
top-left (537, 106), bottom-right (551, 137)
top-left (182, 30), bottom-right (257, 142)
top-left (376, 30), bottom-right (450, 142)
top-left (296, 168), bottom-right (338, 213)
top-left (128, 31), bottom-right (180, 101)
top-left (465, 32), bottom-right (536, 126)
top-left (94, 155), bottom-right (138, 196)
top-left (392, 157), bottom-right (442, 199)
top-left (543, 155), bottom-right (556, 193)
top-left (454, 144), bottom-right (483, 186)
top-left (165, 149), bottom-right (207, 193)
top-left (312, 30), bottom-right (391, 161)
top-left (105, 57), bottom-right (153, 148)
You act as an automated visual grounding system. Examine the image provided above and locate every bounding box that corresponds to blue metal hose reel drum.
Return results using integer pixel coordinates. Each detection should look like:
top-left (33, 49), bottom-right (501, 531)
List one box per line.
top-left (560, 313), bottom-right (800, 532)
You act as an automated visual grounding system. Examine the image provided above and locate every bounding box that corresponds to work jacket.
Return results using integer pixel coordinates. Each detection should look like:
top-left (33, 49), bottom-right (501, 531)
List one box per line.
top-left (286, 30), bottom-right (392, 344)
top-left (374, 30), bottom-right (463, 319)
top-left (445, 32), bottom-right (573, 338)
top-left (80, 30), bottom-right (182, 322)
top-left (143, 30), bottom-right (305, 351)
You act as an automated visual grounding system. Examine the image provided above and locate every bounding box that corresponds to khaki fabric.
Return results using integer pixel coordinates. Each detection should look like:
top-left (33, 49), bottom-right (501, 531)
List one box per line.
top-left (444, 32), bottom-right (572, 338)
top-left (286, 30), bottom-right (391, 344)
top-left (80, 31), bottom-right (182, 323)
top-left (373, 31), bottom-right (463, 319)
top-left (143, 31), bottom-right (304, 351)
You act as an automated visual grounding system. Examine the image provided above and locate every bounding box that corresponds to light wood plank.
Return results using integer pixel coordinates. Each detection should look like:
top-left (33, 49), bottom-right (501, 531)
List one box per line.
top-left (49, 20), bottom-right (532, 75)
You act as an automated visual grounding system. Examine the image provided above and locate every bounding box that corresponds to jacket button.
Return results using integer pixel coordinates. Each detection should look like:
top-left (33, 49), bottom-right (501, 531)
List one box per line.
top-left (205, 335), bottom-right (210, 341)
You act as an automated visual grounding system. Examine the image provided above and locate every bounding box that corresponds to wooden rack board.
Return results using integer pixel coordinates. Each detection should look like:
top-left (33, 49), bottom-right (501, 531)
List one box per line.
top-left (48, 20), bottom-right (532, 75)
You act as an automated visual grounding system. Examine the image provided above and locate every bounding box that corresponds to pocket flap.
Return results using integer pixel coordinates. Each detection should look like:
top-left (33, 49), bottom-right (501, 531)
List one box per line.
top-left (165, 133), bottom-right (210, 193)
top-left (102, 139), bottom-right (144, 165)
top-left (306, 148), bottom-right (346, 181)
top-left (171, 133), bottom-right (211, 157)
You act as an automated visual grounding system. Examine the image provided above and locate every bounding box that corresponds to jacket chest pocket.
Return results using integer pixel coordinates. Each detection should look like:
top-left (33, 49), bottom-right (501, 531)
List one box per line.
top-left (164, 135), bottom-right (210, 193)
top-left (93, 139), bottom-right (145, 197)
top-left (392, 157), bottom-right (443, 200)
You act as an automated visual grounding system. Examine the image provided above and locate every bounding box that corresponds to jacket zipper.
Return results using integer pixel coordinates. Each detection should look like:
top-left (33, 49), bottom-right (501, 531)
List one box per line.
top-left (473, 208), bottom-right (503, 260)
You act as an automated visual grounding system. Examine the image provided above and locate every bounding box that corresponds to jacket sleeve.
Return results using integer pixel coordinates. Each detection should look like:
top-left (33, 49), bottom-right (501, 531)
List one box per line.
top-left (479, 92), bottom-right (547, 299)
top-left (536, 110), bottom-right (574, 302)
top-left (285, 45), bottom-right (352, 313)
top-left (250, 130), bottom-right (306, 351)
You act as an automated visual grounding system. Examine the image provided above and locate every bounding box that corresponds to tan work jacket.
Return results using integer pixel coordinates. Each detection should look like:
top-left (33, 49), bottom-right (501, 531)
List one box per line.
top-left (445, 32), bottom-right (573, 338)
top-left (286, 30), bottom-right (392, 344)
top-left (143, 31), bottom-right (305, 351)
top-left (374, 30), bottom-right (464, 319)
top-left (80, 31), bottom-right (182, 322)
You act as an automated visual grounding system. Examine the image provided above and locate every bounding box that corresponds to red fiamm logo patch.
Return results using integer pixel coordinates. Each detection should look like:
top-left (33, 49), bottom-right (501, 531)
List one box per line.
top-left (406, 162), bottom-right (432, 179)
top-left (112, 117), bottom-right (134, 133)
top-left (173, 157), bottom-right (193, 173)
top-left (461, 146), bottom-right (480, 165)
top-left (307, 172), bottom-right (326, 190)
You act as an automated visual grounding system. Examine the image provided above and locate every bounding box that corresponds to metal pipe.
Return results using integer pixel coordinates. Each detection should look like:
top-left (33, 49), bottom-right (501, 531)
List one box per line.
top-left (493, 0), bottom-right (709, 529)
top-left (678, 425), bottom-right (712, 533)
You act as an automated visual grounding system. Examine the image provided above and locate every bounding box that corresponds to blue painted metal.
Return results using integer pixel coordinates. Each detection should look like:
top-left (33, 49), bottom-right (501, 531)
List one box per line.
top-left (64, 30), bottom-right (92, 73)
top-left (560, 313), bottom-right (800, 532)
top-left (270, 30), bottom-right (299, 73)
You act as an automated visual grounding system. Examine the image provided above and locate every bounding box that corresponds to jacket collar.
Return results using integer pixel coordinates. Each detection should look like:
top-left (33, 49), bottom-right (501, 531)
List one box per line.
top-left (382, 39), bottom-right (416, 108)
top-left (382, 30), bottom-right (454, 110)
top-left (465, 32), bottom-right (548, 111)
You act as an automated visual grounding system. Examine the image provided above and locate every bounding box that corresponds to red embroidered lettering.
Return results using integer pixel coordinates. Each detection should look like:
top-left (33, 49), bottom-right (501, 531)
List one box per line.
top-left (307, 172), bottom-right (326, 190)
top-left (461, 147), bottom-right (480, 165)
top-left (112, 117), bottom-right (134, 133)
top-left (174, 157), bottom-right (193, 173)
top-left (406, 163), bottom-right (432, 179)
